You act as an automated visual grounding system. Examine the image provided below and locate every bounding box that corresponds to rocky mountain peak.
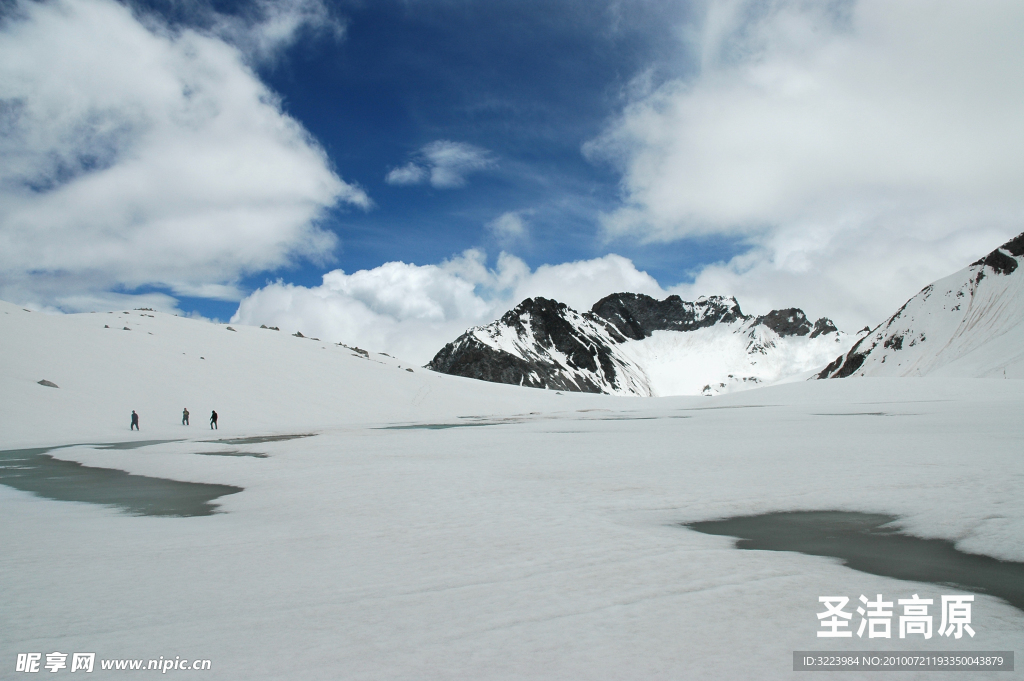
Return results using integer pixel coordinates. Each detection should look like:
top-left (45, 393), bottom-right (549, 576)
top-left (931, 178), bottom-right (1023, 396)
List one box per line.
top-left (810, 318), bottom-right (839, 338)
top-left (971, 231), bottom-right (1024, 279)
top-left (751, 308), bottom-right (811, 337)
top-left (496, 297), bottom-right (627, 373)
top-left (590, 292), bottom-right (745, 340)
top-left (426, 296), bottom-right (643, 394)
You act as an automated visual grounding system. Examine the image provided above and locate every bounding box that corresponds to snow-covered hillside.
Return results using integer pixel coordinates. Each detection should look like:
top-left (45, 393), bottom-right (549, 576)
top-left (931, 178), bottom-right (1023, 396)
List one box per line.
top-left (428, 293), bottom-right (856, 396)
top-left (819, 231), bottom-right (1024, 379)
top-left (2, 298), bottom-right (1023, 680)
top-left (0, 300), bottom-right (576, 448)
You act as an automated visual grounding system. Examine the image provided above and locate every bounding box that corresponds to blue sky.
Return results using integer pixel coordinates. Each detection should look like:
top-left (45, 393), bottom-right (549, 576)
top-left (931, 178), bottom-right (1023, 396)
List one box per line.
top-left (2, 0), bottom-right (1023, 361)
top-left (225, 0), bottom-right (735, 306)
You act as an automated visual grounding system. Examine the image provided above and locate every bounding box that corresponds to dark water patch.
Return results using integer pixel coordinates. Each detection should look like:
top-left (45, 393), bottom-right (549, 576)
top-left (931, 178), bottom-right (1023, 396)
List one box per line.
top-left (93, 439), bottom-right (182, 450)
top-left (383, 413), bottom-right (694, 430)
top-left (195, 450), bottom-right (268, 458)
top-left (813, 412), bottom-right (893, 417)
top-left (202, 433), bottom-right (315, 445)
top-left (855, 400), bottom-right (952, 405)
top-left (0, 444), bottom-right (242, 517)
top-left (380, 422), bottom-right (503, 430)
top-left (593, 415), bottom-right (691, 421)
top-left (683, 404), bottom-right (774, 411)
top-left (687, 511), bottom-right (1024, 612)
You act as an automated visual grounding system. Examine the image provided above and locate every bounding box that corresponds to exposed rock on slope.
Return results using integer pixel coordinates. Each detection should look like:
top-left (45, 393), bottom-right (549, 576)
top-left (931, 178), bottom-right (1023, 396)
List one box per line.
top-left (819, 231), bottom-right (1024, 379)
top-left (429, 293), bottom-right (851, 396)
top-left (591, 293), bottom-right (745, 340)
top-left (427, 298), bottom-right (649, 394)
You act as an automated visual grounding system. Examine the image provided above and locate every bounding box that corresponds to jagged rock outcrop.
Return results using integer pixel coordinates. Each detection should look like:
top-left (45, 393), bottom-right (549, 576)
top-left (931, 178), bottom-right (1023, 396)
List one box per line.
top-left (591, 293), bottom-right (745, 340)
top-left (752, 308), bottom-right (812, 337)
top-left (810, 318), bottom-right (839, 338)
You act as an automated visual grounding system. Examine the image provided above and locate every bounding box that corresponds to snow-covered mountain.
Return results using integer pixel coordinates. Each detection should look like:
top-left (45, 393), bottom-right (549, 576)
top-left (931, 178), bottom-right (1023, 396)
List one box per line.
top-left (425, 297), bottom-right (649, 395)
top-left (427, 293), bottom-right (855, 396)
top-left (819, 231), bottom-right (1024, 379)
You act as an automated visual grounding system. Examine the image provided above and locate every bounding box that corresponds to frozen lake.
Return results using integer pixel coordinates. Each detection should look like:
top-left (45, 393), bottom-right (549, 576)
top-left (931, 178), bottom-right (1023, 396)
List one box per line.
top-left (688, 511), bottom-right (1024, 612)
top-left (0, 440), bottom-right (242, 516)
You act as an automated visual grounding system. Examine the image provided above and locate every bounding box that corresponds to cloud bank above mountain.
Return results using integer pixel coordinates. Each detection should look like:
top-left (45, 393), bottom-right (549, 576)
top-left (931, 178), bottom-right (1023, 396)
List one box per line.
top-left (0, 0), bottom-right (366, 312)
top-left (588, 0), bottom-right (1024, 329)
top-left (232, 250), bottom-right (668, 363)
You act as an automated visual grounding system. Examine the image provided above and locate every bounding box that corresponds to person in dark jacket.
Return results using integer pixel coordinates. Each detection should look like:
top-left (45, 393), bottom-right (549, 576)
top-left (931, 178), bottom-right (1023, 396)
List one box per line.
top-left (210, 410), bottom-right (218, 429)
top-left (131, 410), bottom-right (139, 430)
top-left (182, 408), bottom-right (190, 425)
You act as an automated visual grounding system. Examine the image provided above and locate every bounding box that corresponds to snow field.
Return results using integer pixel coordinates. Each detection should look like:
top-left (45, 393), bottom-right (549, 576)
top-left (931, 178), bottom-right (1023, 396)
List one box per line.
top-left (619, 325), bottom-right (852, 396)
top-left (0, 301), bottom-right (592, 448)
top-left (2, 301), bottom-right (1023, 679)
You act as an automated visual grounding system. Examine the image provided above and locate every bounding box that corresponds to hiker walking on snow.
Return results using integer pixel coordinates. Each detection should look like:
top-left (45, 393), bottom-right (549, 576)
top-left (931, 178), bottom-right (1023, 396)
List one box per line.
top-left (210, 410), bottom-right (218, 430)
top-left (182, 408), bottom-right (190, 425)
top-left (131, 410), bottom-right (139, 431)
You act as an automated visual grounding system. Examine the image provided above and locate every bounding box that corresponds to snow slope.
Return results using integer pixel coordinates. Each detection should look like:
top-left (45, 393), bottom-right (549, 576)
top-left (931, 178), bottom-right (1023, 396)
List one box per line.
top-left (0, 300), bottom-right (579, 448)
top-left (2, 300), bottom-right (1022, 680)
top-left (819, 231), bottom-right (1024, 379)
top-left (618, 322), bottom-right (852, 396)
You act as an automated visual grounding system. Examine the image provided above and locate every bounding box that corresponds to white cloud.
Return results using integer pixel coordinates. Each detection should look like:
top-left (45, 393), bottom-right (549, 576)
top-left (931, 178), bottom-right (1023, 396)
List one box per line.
top-left (486, 211), bottom-right (530, 246)
top-left (168, 282), bottom-right (246, 301)
top-left (510, 254), bottom-right (665, 313)
top-left (212, 0), bottom-right (346, 65)
top-left (232, 250), bottom-right (668, 364)
top-left (588, 0), bottom-right (1024, 330)
top-left (31, 290), bottom-right (185, 316)
top-left (385, 140), bottom-right (494, 189)
top-left (422, 140), bottom-right (494, 188)
top-left (0, 0), bottom-right (369, 312)
top-left (385, 162), bottom-right (428, 186)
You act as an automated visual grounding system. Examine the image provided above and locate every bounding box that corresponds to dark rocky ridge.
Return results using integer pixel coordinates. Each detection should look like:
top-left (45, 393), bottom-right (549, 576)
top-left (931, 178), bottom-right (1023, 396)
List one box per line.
top-left (752, 308), bottom-right (811, 337)
top-left (971, 231), bottom-right (1024, 282)
top-left (591, 293), bottom-right (744, 340)
top-left (810, 317), bottom-right (839, 338)
top-left (974, 249), bottom-right (1018, 276)
top-left (427, 298), bottom-right (632, 393)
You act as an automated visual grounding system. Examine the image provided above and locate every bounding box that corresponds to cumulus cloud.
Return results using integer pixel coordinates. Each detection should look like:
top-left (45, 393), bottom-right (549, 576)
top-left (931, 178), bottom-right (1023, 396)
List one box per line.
top-left (511, 254), bottom-right (665, 312)
top-left (588, 0), bottom-right (1024, 329)
top-left (0, 0), bottom-right (368, 311)
top-left (232, 250), bottom-right (668, 363)
top-left (385, 140), bottom-right (494, 189)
